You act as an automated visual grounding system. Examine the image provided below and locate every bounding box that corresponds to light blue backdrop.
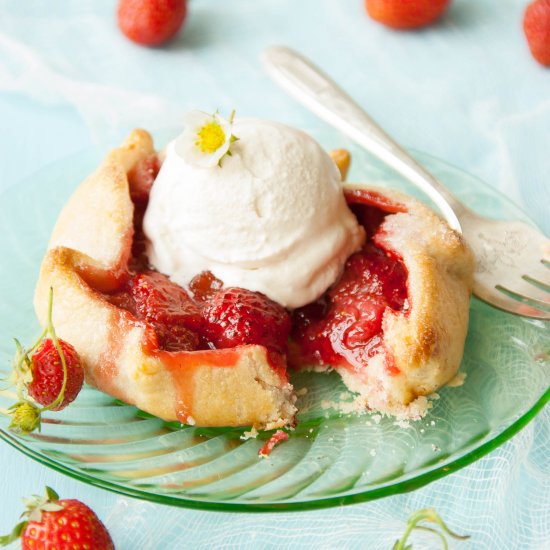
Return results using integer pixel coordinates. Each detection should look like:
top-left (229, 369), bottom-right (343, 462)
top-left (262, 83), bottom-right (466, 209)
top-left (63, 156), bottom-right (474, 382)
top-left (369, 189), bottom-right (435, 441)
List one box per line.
top-left (1, 1), bottom-right (549, 548)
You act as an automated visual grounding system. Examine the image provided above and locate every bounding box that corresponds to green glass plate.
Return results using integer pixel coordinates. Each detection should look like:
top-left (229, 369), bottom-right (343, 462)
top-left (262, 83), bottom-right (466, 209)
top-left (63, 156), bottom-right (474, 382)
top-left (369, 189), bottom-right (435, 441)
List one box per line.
top-left (0, 132), bottom-right (548, 512)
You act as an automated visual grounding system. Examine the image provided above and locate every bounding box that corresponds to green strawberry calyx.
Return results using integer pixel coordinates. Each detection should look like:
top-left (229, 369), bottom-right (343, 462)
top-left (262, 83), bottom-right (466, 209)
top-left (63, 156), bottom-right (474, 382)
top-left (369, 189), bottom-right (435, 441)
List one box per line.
top-left (7, 401), bottom-right (41, 433)
top-left (0, 487), bottom-right (64, 546)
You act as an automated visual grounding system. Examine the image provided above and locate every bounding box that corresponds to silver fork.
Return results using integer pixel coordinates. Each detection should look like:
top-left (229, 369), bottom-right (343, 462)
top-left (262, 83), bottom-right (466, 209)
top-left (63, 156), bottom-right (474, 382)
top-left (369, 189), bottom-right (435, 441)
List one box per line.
top-left (262, 46), bottom-right (550, 321)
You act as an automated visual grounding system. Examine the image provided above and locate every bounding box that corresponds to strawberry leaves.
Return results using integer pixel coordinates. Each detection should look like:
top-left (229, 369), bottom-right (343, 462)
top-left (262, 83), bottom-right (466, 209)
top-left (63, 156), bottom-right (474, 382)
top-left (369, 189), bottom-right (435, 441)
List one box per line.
top-left (0, 487), bottom-right (63, 547)
top-left (0, 521), bottom-right (26, 546)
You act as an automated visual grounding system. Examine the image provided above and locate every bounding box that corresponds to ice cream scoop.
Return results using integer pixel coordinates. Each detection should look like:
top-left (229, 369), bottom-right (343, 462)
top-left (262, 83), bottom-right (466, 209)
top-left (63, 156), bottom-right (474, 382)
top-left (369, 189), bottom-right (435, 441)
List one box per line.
top-left (143, 118), bottom-right (365, 308)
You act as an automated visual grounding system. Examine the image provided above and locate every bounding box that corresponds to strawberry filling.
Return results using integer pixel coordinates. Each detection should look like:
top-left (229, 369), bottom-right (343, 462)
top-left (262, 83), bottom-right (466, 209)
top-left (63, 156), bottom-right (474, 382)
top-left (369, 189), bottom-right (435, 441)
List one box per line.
top-left (258, 430), bottom-right (289, 457)
top-left (106, 270), bottom-right (291, 360)
top-left (97, 156), bottom-right (409, 379)
top-left (108, 271), bottom-right (203, 352)
top-left (291, 190), bottom-right (408, 374)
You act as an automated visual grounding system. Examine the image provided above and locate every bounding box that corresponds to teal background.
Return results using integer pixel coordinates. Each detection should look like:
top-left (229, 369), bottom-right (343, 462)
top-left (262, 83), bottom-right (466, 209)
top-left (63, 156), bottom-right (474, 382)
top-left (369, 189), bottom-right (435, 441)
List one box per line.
top-left (1, 1), bottom-right (549, 548)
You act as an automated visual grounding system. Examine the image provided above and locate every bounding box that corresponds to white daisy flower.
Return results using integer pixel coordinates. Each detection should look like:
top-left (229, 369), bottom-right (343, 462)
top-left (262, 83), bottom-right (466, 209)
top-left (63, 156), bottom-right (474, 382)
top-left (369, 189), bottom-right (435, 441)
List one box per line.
top-left (175, 109), bottom-right (238, 168)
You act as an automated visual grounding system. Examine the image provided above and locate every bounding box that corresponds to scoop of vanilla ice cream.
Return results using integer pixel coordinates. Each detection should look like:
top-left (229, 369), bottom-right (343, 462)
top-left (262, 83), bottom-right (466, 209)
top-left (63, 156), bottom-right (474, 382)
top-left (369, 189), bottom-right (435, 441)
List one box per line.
top-left (143, 119), bottom-right (365, 309)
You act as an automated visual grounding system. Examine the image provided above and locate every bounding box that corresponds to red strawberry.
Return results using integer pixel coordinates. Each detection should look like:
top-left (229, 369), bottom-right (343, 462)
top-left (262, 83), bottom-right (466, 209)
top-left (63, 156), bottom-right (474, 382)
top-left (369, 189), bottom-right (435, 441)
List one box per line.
top-left (524, 0), bottom-right (550, 66)
top-left (28, 338), bottom-right (84, 411)
top-left (0, 487), bottom-right (114, 549)
top-left (8, 289), bottom-right (84, 434)
top-left (365, 0), bottom-right (451, 29)
top-left (117, 0), bottom-right (188, 46)
top-left (202, 287), bottom-right (291, 353)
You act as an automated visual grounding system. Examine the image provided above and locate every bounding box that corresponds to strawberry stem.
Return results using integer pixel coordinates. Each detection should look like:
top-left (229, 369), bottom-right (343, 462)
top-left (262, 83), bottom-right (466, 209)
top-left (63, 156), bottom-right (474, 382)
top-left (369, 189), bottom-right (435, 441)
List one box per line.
top-left (411, 526), bottom-right (452, 550)
top-left (393, 508), bottom-right (469, 550)
top-left (27, 326), bottom-right (49, 356)
top-left (40, 287), bottom-right (69, 412)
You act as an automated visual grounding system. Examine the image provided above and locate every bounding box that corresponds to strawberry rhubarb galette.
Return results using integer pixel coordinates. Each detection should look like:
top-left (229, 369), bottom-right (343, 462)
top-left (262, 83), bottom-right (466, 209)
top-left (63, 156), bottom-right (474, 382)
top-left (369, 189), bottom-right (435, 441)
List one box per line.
top-left (34, 111), bottom-right (473, 429)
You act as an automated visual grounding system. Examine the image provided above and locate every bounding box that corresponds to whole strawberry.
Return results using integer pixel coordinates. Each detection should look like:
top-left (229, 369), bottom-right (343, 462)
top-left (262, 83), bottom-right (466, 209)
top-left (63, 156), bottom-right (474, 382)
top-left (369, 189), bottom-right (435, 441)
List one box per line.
top-left (365, 0), bottom-right (451, 30)
top-left (7, 288), bottom-right (84, 434)
top-left (0, 487), bottom-right (115, 549)
top-left (28, 338), bottom-right (84, 411)
top-left (117, 0), bottom-right (188, 46)
top-left (524, 0), bottom-right (550, 66)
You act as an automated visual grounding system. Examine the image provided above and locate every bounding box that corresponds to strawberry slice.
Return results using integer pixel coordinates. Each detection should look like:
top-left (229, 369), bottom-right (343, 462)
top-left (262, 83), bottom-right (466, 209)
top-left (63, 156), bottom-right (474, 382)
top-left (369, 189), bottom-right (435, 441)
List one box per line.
top-left (129, 271), bottom-right (202, 351)
top-left (292, 241), bottom-right (408, 369)
top-left (202, 287), bottom-right (291, 354)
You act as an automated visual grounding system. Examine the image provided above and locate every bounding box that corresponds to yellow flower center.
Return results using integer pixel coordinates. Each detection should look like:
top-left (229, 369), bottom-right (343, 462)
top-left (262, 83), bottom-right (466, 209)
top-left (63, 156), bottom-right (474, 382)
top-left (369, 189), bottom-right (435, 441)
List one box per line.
top-left (195, 121), bottom-right (226, 154)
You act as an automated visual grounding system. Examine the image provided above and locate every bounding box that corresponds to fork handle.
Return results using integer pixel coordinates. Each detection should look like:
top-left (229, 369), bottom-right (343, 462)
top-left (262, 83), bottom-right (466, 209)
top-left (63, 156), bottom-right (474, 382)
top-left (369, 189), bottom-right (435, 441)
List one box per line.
top-left (262, 46), bottom-right (466, 232)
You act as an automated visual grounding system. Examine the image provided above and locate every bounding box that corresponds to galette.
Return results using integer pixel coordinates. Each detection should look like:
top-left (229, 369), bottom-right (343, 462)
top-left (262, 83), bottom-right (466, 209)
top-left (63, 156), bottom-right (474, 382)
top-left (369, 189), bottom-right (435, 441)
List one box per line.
top-left (34, 115), bottom-right (473, 428)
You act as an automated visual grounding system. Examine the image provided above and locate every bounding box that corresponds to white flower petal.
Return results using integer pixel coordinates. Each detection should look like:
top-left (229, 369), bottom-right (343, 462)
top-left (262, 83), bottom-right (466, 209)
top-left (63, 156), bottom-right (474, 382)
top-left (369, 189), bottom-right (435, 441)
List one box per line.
top-left (175, 109), bottom-right (235, 168)
top-left (209, 140), bottom-right (231, 165)
top-left (183, 109), bottom-right (212, 131)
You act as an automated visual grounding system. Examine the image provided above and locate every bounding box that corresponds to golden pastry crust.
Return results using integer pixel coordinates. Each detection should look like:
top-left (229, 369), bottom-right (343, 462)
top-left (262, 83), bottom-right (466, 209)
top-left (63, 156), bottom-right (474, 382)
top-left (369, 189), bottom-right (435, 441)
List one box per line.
top-left (49, 129), bottom-right (151, 271)
top-left (334, 183), bottom-right (474, 418)
top-left (34, 130), bottom-right (296, 429)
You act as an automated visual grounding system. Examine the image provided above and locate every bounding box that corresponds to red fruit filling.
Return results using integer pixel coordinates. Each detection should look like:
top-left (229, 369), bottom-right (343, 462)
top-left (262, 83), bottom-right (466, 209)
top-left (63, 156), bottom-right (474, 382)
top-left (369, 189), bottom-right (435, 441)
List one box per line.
top-left (127, 154), bottom-right (161, 272)
top-left (109, 271), bottom-right (202, 352)
top-left (291, 190), bottom-right (408, 373)
top-left (189, 270), bottom-right (224, 302)
top-left (107, 271), bottom-right (291, 356)
top-left (100, 156), bottom-right (409, 378)
top-left (258, 430), bottom-right (289, 457)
